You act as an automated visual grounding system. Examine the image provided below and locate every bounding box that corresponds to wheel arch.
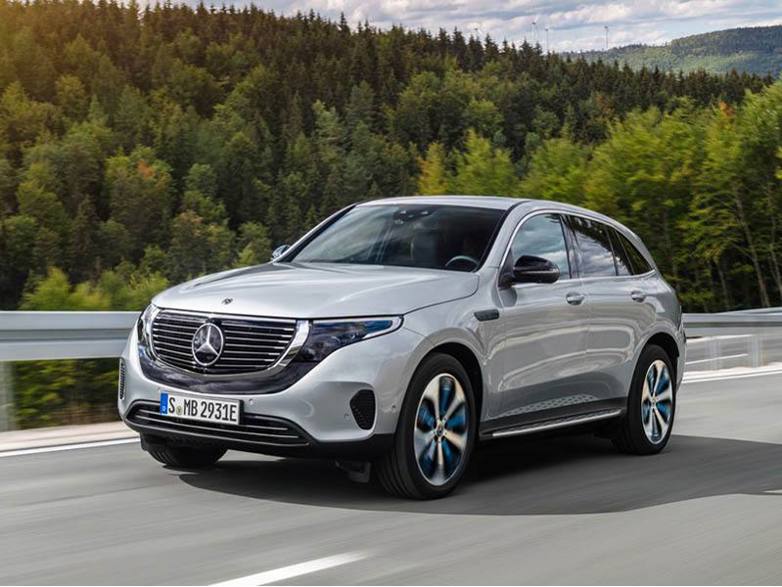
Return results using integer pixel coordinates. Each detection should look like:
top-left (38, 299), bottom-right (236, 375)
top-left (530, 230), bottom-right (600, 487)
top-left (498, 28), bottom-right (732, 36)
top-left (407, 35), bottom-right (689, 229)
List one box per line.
top-left (644, 331), bottom-right (681, 383)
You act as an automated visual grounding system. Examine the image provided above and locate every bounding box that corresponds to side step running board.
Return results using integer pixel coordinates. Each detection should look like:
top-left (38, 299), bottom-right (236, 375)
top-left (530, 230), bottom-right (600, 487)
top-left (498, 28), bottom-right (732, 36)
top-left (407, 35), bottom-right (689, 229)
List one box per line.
top-left (490, 409), bottom-right (623, 439)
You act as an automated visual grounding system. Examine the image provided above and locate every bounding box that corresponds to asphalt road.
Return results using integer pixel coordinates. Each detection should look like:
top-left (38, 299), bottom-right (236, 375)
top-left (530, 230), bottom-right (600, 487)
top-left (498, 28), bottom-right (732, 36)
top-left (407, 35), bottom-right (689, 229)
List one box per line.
top-left (1, 371), bottom-right (781, 585)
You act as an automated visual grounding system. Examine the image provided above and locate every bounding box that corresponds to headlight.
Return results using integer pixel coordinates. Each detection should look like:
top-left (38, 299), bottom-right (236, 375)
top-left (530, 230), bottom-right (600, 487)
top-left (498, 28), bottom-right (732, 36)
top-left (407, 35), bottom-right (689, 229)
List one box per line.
top-left (136, 304), bottom-right (159, 349)
top-left (295, 317), bottom-right (402, 362)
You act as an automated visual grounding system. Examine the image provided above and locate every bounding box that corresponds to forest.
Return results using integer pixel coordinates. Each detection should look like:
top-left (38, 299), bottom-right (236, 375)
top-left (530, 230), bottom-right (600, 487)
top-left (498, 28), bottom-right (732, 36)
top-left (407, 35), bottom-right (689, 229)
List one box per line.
top-left (1, 0), bottom-right (781, 426)
top-left (576, 24), bottom-right (782, 76)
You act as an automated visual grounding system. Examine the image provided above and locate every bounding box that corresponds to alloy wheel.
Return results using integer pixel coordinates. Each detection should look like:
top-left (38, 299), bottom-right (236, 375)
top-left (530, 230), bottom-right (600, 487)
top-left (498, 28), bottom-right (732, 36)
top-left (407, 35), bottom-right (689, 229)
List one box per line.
top-left (641, 359), bottom-right (674, 444)
top-left (414, 373), bottom-right (469, 486)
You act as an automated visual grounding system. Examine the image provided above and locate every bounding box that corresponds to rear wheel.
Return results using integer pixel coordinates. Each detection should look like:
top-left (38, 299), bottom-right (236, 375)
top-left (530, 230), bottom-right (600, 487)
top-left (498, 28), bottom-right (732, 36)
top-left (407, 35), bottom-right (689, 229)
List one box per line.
top-left (145, 439), bottom-right (226, 469)
top-left (612, 344), bottom-right (675, 455)
top-left (375, 353), bottom-right (476, 499)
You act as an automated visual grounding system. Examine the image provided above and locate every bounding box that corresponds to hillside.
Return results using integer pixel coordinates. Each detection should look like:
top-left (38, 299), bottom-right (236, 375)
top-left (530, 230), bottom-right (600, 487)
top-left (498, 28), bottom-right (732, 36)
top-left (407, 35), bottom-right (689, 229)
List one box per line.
top-left (574, 25), bottom-right (782, 76)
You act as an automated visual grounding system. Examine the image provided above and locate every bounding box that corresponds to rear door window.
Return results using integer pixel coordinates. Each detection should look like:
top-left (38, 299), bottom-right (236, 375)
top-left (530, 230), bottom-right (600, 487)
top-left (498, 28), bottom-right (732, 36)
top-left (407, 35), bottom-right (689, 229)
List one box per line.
top-left (569, 216), bottom-right (617, 277)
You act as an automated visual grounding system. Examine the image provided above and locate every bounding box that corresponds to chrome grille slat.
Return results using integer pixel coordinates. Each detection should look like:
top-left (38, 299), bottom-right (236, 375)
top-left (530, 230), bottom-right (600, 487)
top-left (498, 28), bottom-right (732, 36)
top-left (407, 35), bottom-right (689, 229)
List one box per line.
top-left (220, 336), bottom-right (291, 344)
top-left (151, 309), bottom-right (297, 375)
top-left (221, 328), bottom-right (295, 336)
top-left (152, 334), bottom-right (192, 349)
top-left (221, 318), bottom-right (294, 327)
top-left (220, 350), bottom-right (282, 357)
top-left (153, 326), bottom-right (198, 336)
top-left (155, 318), bottom-right (201, 327)
top-left (152, 343), bottom-right (192, 357)
top-left (223, 342), bottom-right (288, 350)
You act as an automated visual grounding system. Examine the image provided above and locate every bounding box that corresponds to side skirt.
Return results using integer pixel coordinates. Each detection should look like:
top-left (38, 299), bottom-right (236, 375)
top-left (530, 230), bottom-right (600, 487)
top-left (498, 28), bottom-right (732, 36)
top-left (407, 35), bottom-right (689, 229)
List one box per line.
top-left (485, 409), bottom-right (623, 440)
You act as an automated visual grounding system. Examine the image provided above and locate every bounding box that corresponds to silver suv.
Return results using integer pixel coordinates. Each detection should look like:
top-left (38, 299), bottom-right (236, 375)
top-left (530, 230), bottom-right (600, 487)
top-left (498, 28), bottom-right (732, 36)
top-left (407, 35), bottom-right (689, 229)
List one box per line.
top-left (120, 196), bottom-right (685, 499)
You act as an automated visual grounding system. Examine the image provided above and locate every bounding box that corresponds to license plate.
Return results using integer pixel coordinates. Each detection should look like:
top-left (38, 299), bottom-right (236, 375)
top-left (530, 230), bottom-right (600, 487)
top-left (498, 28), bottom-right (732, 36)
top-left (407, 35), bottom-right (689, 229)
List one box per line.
top-left (159, 391), bottom-right (240, 425)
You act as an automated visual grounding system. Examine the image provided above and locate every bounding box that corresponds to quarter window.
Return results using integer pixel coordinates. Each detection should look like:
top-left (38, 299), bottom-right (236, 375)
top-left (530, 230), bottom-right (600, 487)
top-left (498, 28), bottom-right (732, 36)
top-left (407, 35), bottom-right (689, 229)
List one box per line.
top-left (508, 214), bottom-right (571, 278)
top-left (613, 229), bottom-right (653, 275)
top-left (570, 216), bottom-right (616, 277)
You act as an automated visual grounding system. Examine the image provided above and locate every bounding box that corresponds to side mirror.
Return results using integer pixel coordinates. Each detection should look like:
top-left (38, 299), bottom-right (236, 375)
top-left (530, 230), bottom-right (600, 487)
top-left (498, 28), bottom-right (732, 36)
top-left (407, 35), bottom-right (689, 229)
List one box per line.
top-left (271, 244), bottom-right (290, 261)
top-left (511, 255), bottom-right (560, 284)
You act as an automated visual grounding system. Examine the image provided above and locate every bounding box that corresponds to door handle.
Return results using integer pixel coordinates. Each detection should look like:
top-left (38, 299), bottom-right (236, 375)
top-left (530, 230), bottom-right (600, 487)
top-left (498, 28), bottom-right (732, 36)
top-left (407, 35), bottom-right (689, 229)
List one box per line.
top-left (630, 290), bottom-right (647, 302)
top-left (565, 292), bottom-right (585, 305)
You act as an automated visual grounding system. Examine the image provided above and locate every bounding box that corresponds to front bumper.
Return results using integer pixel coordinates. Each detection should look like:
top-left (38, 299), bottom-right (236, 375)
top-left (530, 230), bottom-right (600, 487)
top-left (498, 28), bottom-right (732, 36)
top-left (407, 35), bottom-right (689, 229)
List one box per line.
top-left (119, 325), bottom-right (428, 458)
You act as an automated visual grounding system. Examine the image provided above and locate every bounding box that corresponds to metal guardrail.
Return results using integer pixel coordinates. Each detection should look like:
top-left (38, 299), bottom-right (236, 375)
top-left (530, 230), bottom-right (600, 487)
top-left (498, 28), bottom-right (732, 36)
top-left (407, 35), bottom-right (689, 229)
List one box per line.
top-left (683, 313), bottom-right (782, 337)
top-left (0, 311), bottom-right (139, 362)
top-left (0, 310), bottom-right (780, 362)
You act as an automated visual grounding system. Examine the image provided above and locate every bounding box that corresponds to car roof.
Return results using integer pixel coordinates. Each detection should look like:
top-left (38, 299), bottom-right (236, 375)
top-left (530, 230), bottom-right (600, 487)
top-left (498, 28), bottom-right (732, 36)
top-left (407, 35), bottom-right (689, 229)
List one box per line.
top-left (360, 195), bottom-right (526, 211)
top-left (360, 195), bottom-right (608, 220)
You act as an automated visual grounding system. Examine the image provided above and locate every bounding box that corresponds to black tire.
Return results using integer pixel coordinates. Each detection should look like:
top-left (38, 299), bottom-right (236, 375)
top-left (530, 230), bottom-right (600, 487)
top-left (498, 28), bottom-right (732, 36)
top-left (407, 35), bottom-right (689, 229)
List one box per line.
top-left (612, 344), bottom-right (676, 455)
top-left (146, 440), bottom-right (226, 469)
top-left (375, 353), bottom-right (477, 499)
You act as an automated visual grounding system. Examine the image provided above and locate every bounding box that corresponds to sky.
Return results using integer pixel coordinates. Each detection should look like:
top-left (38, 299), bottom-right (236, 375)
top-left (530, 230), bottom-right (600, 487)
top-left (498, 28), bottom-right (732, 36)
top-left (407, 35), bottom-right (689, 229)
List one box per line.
top-left (211, 0), bottom-right (782, 52)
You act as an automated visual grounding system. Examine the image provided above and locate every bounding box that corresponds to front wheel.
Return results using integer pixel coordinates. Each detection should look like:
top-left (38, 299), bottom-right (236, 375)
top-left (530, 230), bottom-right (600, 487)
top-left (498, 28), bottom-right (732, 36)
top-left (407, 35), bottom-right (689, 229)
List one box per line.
top-left (375, 353), bottom-right (476, 499)
top-left (612, 344), bottom-right (676, 455)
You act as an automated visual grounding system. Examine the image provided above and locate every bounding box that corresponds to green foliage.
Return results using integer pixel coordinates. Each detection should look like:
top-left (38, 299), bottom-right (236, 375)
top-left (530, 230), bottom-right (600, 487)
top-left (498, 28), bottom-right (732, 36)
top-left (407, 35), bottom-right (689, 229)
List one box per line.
top-left (450, 130), bottom-right (519, 196)
top-left (235, 222), bottom-right (272, 267)
top-left (519, 138), bottom-right (590, 204)
top-left (417, 143), bottom-right (450, 195)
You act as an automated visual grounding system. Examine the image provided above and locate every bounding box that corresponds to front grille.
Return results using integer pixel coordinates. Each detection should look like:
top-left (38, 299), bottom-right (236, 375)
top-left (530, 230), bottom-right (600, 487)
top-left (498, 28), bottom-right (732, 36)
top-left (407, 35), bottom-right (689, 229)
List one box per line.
top-left (128, 401), bottom-right (309, 447)
top-left (151, 310), bottom-right (297, 375)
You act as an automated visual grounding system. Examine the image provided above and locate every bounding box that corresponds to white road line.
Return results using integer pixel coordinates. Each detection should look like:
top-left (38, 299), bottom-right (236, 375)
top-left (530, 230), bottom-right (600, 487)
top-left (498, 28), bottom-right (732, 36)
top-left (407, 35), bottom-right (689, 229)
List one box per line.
top-left (211, 552), bottom-right (368, 586)
top-left (685, 353), bottom-right (748, 365)
top-left (683, 368), bottom-right (782, 384)
top-left (0, 437), bottom-right (139, 458)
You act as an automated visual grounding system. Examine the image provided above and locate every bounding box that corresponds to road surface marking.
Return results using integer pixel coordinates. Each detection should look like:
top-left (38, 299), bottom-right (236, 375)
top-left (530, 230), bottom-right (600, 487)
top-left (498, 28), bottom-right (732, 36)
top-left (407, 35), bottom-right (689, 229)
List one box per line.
top-left (211, 552), bottom-right (368, 586)
top-left (685, 353), bottom-right (748, 366)
top-left (684, 367), bottom-right (782, 384)
top-left (0, 437), bottom-right (138, 458)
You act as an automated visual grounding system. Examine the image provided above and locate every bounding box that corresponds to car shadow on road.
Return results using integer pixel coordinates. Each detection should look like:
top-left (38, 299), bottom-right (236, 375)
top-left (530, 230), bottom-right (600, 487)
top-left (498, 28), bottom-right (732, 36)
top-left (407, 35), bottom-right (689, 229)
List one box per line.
top-left (177, 434), bottom-right (782, 515)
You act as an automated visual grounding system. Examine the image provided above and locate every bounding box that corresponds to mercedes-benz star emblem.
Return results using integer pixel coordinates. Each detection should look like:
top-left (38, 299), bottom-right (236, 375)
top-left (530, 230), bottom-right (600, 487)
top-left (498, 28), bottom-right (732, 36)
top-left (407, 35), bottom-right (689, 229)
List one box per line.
top-left (191, 322), bottom-right (224, 366)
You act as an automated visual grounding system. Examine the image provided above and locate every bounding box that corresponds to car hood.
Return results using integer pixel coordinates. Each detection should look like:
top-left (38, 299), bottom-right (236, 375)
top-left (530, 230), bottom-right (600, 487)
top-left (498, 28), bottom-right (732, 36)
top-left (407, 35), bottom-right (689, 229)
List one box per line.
top-left (152, 263), bottom-right (479, 318)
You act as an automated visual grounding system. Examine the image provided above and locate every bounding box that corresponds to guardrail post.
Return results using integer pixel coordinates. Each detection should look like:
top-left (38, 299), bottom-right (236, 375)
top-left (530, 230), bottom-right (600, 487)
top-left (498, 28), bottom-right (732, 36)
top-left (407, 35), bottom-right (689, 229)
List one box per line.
top-left (709, 337), bottom-right (721, 371)
top-left (0, 362), bottom-right (13, 432)
top-left (750, 335), bottom-right (762, 368)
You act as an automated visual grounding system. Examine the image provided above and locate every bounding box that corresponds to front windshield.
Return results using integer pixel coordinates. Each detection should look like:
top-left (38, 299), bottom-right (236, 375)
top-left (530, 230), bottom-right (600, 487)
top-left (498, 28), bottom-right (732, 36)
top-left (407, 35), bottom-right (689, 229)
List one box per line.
top-left (289, 204), bottom-right (505, 272)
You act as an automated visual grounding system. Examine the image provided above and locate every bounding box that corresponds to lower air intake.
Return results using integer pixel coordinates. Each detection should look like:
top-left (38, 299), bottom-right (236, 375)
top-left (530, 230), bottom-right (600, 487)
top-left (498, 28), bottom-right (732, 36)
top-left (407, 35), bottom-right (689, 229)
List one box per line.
top-left (350, 389), bottom-right (376, 430)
